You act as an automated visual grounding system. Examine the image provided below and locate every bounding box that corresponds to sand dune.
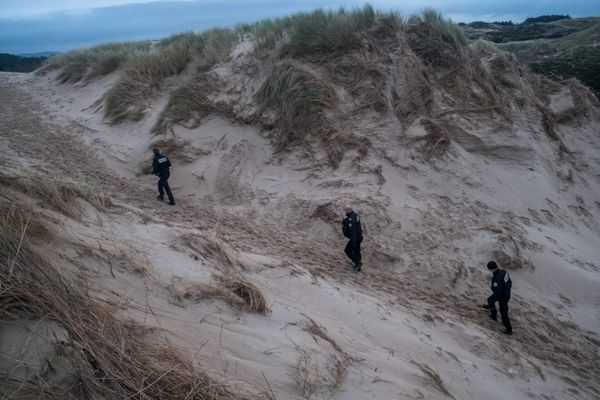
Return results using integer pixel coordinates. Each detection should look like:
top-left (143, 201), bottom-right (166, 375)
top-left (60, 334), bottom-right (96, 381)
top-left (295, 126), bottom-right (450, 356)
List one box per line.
top-left (1, 13), bottom-right (600, 399)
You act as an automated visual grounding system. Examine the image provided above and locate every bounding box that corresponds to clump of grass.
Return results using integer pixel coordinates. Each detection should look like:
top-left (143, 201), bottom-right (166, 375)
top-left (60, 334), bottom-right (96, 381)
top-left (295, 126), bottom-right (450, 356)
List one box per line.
top-left (37, 41), bottom-right (151, 83)
top-left (153, 74), bottom-right (221, 135)
top-left (407, 9), bottom-right (469, 68)
top-left (281, 5), bottom-right (376, 57)
top-left (0, 203), bottom-right (240, 399)
top-left (105, 28), bottom-right (237, 123)
top-left (182, 232), bottom-right (240, 271)
top-left (239, 6), bottom-right (402, 55)
top-left (237, 17), bottom-right (293, 52)
top-left (255, 63), bottom-right (336, 151)
top-left (290, 350), bottom-right (325, 399)
top-left (0, 173), bottom-right (110, 217)
top-left (169, 275), bottom-right (268, 314)
top-left (217, 275), bottom-right (268, 314)
top-left (289, 348), bottom-right (347, 399)
top-left (168, 282), bottom-right (246, 309)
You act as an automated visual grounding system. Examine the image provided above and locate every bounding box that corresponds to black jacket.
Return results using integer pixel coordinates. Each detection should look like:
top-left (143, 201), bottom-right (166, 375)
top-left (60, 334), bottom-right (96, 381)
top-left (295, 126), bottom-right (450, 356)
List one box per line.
top-left (342, 211), bottom-right (363, 242)
top-left (152, 153), bottom-right (171, 175)
top-left (490, 269), bottom-right (512, 302)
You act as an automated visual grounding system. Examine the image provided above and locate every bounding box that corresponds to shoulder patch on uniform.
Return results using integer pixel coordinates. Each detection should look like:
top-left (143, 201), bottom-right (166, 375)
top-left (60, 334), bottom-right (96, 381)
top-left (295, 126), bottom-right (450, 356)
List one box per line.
top-left (504, 273), bottom-right (510, 283)
top-left (356, 215), bottom-right (360, 222)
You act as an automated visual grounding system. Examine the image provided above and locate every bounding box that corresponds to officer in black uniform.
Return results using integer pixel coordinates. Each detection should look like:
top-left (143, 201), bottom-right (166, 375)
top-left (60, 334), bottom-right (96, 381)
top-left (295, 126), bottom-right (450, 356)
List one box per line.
top-left (483, 260), bottom-right (513, 335)
top-left (342, 204), bottom-right (363, 271)
top-left (152, 148), bottom-right (175, 206)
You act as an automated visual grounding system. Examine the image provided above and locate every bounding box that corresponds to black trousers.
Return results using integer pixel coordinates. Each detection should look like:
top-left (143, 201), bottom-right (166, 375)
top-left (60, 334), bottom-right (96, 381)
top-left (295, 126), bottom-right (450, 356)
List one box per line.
top-left (157, 171), bottom-right (174, 202)
top-left (344, 238), bottom-right (362, 265)
top-left (488, 295), bottom-right (512, 332)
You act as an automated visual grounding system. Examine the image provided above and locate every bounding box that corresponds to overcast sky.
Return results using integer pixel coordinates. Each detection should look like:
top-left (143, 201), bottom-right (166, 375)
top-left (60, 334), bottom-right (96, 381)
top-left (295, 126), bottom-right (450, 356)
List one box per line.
top-left (1, 0), bottom-right (599, 54)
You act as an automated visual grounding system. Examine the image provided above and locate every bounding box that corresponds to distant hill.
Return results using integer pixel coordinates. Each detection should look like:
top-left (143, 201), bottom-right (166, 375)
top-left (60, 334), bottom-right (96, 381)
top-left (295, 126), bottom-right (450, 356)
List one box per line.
top-left (461, 16), bottom-right (600, 97)
top-left (19, 51), bottom-right (59, 58)
top-left (0, 53), bottom-right (47, 72)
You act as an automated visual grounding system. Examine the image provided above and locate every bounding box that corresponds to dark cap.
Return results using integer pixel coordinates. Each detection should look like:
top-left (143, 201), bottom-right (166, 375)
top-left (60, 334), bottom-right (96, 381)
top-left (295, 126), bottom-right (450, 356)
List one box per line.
top-left (152, 147), bottom-right (160, 154)
top-left (487, 261), bottom-right (498, 270)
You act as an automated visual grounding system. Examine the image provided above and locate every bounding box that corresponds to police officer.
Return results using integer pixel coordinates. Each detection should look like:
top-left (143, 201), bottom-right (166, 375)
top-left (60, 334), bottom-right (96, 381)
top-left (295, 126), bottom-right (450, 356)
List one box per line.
top-left (483, 260), bottom-right (513, 335)
top-left (342, 204), bottom-right (363, 271)
top-left (152, 147), bottom-right (175, 206)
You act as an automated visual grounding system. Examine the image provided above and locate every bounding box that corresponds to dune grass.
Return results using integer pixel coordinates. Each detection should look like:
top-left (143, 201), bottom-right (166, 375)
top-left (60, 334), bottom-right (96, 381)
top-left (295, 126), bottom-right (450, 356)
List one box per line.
top-left (238, 5), bottom-right (401, 55)
top-left (102, 31), bottom-right (229, 123)
top-left (40, 29), bottom-right (238, 123)
top-left (280, 5), bottom-right (377, 57)
top-left (0, 173), bottom-right (110, 217)
top-left (0, 202), bottom-right (241, 399)
top-left (38, 41), bottom-right (152, 83)
top-left (407, 9), bottom-right (469, 68)
top-left (255, 63), bottom-right (335, 151)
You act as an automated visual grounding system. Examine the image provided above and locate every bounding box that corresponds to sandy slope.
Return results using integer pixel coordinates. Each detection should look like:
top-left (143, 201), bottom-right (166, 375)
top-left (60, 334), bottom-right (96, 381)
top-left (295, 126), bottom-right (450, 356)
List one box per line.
top-left (1, 57), bottom-right (599, 400)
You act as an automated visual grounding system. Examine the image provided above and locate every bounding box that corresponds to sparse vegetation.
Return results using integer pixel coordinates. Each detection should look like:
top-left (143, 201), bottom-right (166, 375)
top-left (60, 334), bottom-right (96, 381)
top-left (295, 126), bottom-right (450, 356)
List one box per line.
top-left (0, 202), bottom-right (240, 399)
top-left (412, 360), bottom-right (456, 399)
top-left (462, 16), bottom-right (600, 97)
top-left (289, 350), bottom-right (326, 399)
top-left (0, 173), bottom-right (110, 217)
top-left (153, 74), bottom-right (221, 135)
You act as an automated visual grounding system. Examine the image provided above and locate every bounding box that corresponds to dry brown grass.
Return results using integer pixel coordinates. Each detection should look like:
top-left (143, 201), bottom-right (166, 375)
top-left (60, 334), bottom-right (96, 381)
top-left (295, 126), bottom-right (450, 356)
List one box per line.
top-left (289, 350), bottom-right (325, 399)
top-left (168, 275), bottom-right (268, 314)
top-left (298, 316), bottom-right (355, 396)
top-left (168, 282), bottom-right (246, 309)
top-left (182, 232), bottom-right (239, 271)
top-left (289, 348), bottom-right (347, 399)
top-left (419, 118), bottom-right (451, 159)
top-left (152, 73), bottom-right (225, 136)
top-left (0, 201), bottom-right (242, 399)
top-left (303, 316), bottom-right (351, 362)
top-left (217, 275), bottom-right (269, 314)
top-left (0, 173), bottom-right (111, 218)
top-left (411, 360), bottom-right (456, 399)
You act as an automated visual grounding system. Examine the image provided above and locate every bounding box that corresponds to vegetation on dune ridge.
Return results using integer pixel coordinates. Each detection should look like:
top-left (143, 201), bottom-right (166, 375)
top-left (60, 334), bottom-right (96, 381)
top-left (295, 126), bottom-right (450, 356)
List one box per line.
top-left (40, 6), bottom-right (599, 164)
top-left (255, 63), bottom-right (336, 151)
top-left (462, 16), bottom-right (600, 97)
top-left (38, 41), bottom-right (152, 83)
top-left (104, 28), bottom-right (238, 123)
